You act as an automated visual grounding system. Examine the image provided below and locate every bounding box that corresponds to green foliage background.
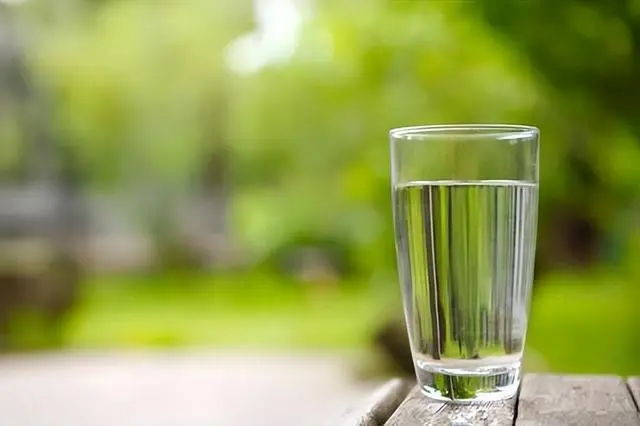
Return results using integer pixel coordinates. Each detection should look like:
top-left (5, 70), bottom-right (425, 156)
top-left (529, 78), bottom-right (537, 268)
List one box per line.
top-left (1, 0), bottom-right (638, 374)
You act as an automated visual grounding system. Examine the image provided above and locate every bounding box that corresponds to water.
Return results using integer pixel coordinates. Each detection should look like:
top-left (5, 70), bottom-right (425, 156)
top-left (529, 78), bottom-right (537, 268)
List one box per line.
top-left (393, 180), bottom-right (538, 401)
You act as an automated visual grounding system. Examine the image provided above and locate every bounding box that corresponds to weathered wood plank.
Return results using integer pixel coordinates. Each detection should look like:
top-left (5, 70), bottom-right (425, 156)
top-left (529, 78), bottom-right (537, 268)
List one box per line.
top-left (628, 377), bottom-right (640, 412)
top-left (334, 379), bottom-right (413, 426)
top-left (516, 374), bottom-right (640, 425)
top-left (384, 386), bottom-right (516, 426)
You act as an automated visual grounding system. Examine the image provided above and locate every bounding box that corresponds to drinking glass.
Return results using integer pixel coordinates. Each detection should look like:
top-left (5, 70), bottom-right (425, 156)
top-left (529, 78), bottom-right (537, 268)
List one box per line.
top-left (390, 124), bottom-right (539, 403)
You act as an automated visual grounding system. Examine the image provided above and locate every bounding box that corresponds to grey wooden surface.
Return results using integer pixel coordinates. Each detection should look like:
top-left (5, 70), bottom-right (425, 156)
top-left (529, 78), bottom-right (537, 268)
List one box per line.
top-left (332, 378), bottom-right (412, 426)
top-left (517, 374), bottom-right (640, 425)
top-left (341, 374), bottom-right (640, 426)
top-left (385, 386), bottom-right (516, 426)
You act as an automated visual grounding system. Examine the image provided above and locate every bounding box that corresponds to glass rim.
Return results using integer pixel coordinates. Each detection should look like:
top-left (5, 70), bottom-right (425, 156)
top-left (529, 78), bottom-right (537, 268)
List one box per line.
top-left (390, 124), bottom-right (539, 141)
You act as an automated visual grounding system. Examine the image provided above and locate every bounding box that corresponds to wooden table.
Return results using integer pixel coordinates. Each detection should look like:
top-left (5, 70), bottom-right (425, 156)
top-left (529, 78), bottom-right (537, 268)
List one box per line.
top-left (337, 375), bottom-right (640, 425)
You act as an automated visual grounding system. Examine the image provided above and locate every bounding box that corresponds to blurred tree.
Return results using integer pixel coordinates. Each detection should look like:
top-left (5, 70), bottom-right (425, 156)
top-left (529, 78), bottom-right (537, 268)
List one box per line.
top-left (479, 1), bottom-right (639, 134)
top-left (31, 0), bottom-right (251, 186)
top-left (226, 0), bottom-right (640, 277)
top-left (27, 0), bottom-right (253, 270)
top-left (0, 2), bottom-right (83, 349)
top-left (477, 0), bottom-right (640, 268)
top-left (17, 0), bottom-right (640, 278)
top-left (228, 0), bottom-right (546, 276)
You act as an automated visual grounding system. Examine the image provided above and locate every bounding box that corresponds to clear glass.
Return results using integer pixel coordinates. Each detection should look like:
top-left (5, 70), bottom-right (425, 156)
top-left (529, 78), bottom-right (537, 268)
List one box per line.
top-left (390, 124), bottom-right (539, 403)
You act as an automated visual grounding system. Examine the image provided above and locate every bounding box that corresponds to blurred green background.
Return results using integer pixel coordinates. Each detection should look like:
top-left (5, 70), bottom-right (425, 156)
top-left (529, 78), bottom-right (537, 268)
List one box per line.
top-left (0, 0), bottom-right (639, 376)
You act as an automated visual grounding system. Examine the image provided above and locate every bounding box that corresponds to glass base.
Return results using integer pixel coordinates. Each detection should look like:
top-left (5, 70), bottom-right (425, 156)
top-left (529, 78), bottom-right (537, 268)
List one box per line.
top-left (414, 360), bottom-right (520, 403)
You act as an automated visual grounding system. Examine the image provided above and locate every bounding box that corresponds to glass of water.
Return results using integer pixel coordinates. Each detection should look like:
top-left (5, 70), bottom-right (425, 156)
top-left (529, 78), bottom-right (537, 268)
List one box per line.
top-left (390, 124), bottom-right (539, 403)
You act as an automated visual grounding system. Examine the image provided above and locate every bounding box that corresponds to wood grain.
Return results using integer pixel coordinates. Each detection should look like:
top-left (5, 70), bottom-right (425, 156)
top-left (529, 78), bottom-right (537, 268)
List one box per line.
top-left (516, 374), bottom-right (640, 425)
top-left (628, 377), bottom-right (640, 412)
top-left (384, 386), bottom-right (516, 426)
top-left (334, 379), bottom-right (412, 426)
